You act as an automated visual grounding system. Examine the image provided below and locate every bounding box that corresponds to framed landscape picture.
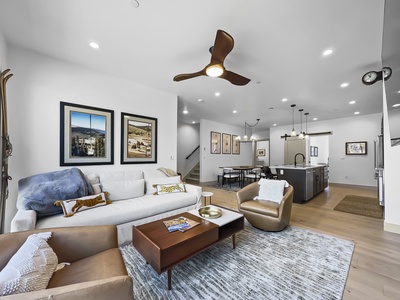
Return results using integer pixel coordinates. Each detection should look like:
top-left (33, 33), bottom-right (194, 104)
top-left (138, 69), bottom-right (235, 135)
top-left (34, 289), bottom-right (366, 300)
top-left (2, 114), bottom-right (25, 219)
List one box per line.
top-left (345, 141), bottom-right (367, 155)
top-left (210, 131), bottom-right (221, 154)
top-left (60, 101), bottom-right (114, 166)
top-left (232, 135), bottom-right (240, 154)
top-left (121, 112), bottom-right (157, 164)
top-left (222, 133), bottom-right (231, 154)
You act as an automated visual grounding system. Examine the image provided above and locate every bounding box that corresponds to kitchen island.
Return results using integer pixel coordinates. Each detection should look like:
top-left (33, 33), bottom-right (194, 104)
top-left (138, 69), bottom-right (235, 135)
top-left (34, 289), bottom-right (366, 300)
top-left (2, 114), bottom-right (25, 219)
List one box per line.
top-left (274, 164), bottom-right (328, 203)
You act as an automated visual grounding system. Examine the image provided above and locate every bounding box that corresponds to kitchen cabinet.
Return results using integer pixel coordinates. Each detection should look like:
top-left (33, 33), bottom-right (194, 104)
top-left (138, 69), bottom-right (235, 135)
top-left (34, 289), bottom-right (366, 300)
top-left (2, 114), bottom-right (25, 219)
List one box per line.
top-left (275, 165), bottom-right (328, 204)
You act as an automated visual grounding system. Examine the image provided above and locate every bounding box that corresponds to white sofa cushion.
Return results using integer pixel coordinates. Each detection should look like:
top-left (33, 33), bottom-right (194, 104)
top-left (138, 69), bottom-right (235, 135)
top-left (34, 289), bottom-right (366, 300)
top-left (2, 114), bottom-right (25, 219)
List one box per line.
top-left (101, 179), bottom-right (145, 201)
top-left (98, 170), bottom-right (143, 182)
top-left (35, 192), bottom-right (198, 229)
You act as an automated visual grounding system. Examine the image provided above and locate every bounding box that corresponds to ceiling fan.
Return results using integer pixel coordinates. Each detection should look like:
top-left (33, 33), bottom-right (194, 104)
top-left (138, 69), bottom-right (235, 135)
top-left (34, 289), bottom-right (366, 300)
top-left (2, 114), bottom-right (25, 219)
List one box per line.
top-left (173, 30), bottom-right (251, 86)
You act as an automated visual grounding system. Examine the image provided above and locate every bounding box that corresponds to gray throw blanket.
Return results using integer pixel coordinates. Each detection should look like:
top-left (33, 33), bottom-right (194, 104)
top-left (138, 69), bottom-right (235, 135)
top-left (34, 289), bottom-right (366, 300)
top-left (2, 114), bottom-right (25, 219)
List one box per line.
top-left (18, 168), bottom-right (93, 217)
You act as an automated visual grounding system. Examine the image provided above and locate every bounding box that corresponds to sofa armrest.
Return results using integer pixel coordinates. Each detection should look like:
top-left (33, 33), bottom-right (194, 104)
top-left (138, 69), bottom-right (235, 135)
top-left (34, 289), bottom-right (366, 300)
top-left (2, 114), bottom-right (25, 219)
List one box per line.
top-left (185, 183), bottom-right (202, 207)
top-left (236, 182), bottom-right (259, 205)
top-left (0, 276), bottom-right (133, 300)
top-left (10, 209), bottom-right (37, 232)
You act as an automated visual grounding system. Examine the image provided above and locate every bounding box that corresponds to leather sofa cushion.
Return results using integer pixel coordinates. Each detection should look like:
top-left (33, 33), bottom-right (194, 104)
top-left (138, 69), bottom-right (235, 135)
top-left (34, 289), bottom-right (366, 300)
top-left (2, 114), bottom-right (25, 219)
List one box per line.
top-left (240, 200), bottom-right (279, 218)
top-left (48, 248), bottom-right (127, 288)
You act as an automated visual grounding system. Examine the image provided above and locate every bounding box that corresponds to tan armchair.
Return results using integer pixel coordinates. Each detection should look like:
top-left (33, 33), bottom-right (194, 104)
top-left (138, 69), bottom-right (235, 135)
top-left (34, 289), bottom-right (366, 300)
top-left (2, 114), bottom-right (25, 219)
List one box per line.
top-left (236, 182), bottom-right (294, 231)
top-left (0, 225), bottom-right (133, 300)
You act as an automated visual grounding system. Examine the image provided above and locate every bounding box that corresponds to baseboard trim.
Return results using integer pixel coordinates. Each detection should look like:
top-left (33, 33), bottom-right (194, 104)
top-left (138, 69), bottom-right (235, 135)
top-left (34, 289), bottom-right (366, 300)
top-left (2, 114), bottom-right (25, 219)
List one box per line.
top-left (328, 182), bottom-right (377, 190)
top-left (384, 222), bottom-right (400, 234)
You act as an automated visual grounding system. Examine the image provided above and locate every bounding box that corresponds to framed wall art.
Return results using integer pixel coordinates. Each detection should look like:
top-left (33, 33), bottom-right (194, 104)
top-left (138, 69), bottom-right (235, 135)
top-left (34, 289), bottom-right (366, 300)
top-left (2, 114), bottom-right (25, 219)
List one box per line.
top-left (121, 112), bottom-right (157, 164)
top-left (257, 149), bottom-right (266, 156)
top-left (232, 135), bottom-right (240, 154)
top-left (345, 141), bottom-right (367, 155)
top-left (222, 133), bottom-right (231, 154)
top-left (60, 101), bottom-right (114, 166)
top-left (210, 131), bottom-right (221, 154)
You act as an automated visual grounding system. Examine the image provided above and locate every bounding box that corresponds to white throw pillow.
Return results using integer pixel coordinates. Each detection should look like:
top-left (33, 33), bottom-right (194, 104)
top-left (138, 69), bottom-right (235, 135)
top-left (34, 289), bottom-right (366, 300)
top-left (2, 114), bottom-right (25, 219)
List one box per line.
top-left (154, 183), bottom-right (186, 195)
top-left (256, 179), bottom-right (288, 204)
top-left (101, 179), bottom-right (145, 201)
top-left (145, 176), bottom-right (181, 195)
top-left (54, 192), bottom-right (110, 217)
top-left (0, 232), bottom-right (58, 296)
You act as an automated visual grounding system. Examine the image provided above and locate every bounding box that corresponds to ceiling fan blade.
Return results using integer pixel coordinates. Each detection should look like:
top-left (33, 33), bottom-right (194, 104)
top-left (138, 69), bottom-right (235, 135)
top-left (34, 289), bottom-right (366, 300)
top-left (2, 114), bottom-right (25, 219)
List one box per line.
top-left (173, 70), bottom-right (205, 82)
top-left (221, 70), bottom-right (251, 86)
top-left (210, 30), bottom-right (234, 65)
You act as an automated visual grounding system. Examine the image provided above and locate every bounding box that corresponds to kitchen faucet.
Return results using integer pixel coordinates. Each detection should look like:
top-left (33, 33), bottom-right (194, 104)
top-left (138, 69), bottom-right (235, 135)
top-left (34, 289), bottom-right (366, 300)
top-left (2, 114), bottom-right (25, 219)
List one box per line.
top-left (294, 153), bottom-right (305, 167)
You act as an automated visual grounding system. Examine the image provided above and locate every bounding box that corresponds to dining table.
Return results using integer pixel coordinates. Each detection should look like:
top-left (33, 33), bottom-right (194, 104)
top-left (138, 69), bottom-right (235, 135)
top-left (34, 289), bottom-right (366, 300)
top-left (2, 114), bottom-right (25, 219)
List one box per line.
top-left (222, 165), bottom-right (262, 188)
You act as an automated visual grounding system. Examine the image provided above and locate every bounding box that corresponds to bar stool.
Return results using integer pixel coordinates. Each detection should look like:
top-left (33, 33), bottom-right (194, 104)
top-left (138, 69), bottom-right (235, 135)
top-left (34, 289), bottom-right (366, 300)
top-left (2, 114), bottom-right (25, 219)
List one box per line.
top-left (201, 191), bottom-right (214, 206)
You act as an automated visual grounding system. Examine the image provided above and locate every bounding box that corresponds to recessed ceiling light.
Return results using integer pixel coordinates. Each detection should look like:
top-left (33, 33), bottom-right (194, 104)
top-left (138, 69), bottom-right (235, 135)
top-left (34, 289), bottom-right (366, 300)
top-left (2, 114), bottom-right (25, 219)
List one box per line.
top-left (233, 110), bottom-right (237, 114)
top-left (273, 124), bottom-right (277, 126)
top-left (323, 49), bottom-right (333, 56)
top-left (397, 91), bottom-right (400, 94)
top-left (349, 100), bottom-right (356, 104)
top-left (354, 111), bottom-right (360, 115)
top-left (393, 103), bottom-right (400, 107)
top-left (215, 92), bottom-right (220, 97)
top-left (182, 109), bottom-right (188, 114)
top-left (89, 41), bottom-right (99, 49)
top-left (313, 117), bottom-right (318, 121)
top-left (192, 121), bottom-right (196, 124)
top-left (340, 82), bottom-right (349, 88)
top-left (198, 98), bottom-right (204, 102)
top-left (282, 98), bottom-right (288, 102)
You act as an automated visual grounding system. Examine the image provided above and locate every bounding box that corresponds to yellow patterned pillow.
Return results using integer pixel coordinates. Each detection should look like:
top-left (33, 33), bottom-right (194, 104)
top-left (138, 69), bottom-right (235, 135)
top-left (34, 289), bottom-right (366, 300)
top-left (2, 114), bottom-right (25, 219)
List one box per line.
top-left (54, 192), bottom-right (111, 217)
top-left (153, 183), bottom-right (186, 195)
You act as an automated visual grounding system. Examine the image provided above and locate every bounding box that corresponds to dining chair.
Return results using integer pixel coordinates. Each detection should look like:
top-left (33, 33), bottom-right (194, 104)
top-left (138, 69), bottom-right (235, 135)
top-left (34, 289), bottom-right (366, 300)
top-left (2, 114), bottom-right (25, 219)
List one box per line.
top-left (222, 168), bottom-right (240, 188)
top-left (261, 166), bottom-right (277, 179)
top-left (244, 167), bottom-right (262, 184)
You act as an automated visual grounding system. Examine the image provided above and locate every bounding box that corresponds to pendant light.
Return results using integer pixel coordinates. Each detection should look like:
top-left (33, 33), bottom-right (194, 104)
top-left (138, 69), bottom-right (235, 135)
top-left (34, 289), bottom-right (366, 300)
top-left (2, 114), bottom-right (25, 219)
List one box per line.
top-left (304, 112), bottom-right (310, 140)
top-left (237, 119), bottom-right (260, 143)
top-left (299, 109), bottom-right (304, 139)
top-left (291, 104), bottom-right (296, 136)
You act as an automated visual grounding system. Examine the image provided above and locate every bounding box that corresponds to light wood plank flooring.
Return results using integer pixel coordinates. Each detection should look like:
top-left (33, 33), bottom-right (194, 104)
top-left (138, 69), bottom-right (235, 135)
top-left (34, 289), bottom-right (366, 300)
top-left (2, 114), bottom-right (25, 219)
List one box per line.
top-left (199, 183), bottom-right (400, 300)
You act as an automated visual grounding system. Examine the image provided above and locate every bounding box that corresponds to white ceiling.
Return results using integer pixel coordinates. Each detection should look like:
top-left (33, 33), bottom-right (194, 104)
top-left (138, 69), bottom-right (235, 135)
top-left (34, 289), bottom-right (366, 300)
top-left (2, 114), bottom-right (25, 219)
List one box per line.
top-left (0, 0), bottom-right (387, 132)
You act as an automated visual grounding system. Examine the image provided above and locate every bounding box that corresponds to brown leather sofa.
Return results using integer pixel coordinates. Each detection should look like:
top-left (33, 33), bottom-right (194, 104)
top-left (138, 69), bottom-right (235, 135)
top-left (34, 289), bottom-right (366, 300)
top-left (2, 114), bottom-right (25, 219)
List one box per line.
top-left (236, 182), bottom-right (294, 231)
top-left (0, 225), bottom-right (133, 300)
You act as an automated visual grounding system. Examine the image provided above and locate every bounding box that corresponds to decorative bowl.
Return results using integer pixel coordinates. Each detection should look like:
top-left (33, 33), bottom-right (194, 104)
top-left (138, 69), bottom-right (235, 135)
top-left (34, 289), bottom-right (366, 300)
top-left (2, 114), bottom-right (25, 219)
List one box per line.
top-left (198, 206), bottom-right (222, 219)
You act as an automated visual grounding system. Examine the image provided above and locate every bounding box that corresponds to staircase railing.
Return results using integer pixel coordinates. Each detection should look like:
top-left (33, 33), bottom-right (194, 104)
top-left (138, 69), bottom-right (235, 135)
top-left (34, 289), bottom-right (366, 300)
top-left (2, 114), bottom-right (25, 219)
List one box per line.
top-left (186, 145), bottom-right (200, 160)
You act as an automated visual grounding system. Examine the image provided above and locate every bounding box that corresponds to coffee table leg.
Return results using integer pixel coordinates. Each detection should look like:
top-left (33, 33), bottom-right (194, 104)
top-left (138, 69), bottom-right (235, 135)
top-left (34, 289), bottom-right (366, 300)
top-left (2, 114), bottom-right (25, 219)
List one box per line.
top-left (168, 269), bottom-right (172, 290)
top-left (232, 234), bottom-right (236, 249)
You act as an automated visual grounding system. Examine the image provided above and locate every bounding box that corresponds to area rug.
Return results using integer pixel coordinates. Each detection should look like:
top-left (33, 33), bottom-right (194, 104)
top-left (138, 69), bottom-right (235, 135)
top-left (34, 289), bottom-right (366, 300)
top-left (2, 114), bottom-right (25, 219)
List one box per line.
top-left (334, 194), bottom-right (383, 219)
top-left (120, 224), bottom-right (354, 300)
top-left (206, 182), bottom-right (241, 192)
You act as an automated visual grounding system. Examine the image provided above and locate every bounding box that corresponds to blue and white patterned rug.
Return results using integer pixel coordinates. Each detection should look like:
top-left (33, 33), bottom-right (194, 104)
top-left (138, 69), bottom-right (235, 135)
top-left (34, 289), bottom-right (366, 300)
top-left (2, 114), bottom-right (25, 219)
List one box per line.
top-left (120, 224), bottom-right (354, 300)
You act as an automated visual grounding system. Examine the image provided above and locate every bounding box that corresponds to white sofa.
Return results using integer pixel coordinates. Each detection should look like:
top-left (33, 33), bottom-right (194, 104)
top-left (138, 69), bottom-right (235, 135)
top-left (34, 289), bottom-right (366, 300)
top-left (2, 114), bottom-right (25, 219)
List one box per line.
top-left (11, 169), bottom-right (202, 245)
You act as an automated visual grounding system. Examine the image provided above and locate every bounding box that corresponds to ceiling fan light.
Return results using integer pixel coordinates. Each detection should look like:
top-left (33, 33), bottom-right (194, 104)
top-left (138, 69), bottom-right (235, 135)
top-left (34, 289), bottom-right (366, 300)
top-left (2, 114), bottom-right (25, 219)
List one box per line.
top-left (206, 65), bottom-right (224, 77)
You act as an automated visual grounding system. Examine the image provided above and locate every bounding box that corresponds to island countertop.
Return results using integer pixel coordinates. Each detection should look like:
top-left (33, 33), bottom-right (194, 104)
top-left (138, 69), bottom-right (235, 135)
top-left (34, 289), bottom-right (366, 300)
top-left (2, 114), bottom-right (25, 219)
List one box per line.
top-left (273, 164), bottom-right (328, 170)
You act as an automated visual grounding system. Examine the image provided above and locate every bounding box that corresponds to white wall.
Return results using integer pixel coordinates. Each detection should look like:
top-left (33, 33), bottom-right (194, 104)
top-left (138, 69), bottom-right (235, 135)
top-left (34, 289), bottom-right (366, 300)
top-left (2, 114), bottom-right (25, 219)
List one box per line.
top-left (383, 86), bottom-right (400, 233)
top-left (0, 30), bottom-right (7, 68)
top-left (177, 122), bottom-right (200, 177)
top-left (200, 119), bottom-right (252, 182)
top-left (309, 135), bottom-right (329, 165)
top-left (255, 140), bottom-right (270, 166)
top-left (4, 45), bottom-right (178, 232)
top-left (270, 113), bottom-right (381, 187)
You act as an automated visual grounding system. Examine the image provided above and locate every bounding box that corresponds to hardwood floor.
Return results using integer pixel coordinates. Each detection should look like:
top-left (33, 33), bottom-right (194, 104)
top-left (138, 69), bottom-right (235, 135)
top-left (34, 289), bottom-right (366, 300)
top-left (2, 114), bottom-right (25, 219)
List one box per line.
top-left (199, 182), bottom-right (400, 300)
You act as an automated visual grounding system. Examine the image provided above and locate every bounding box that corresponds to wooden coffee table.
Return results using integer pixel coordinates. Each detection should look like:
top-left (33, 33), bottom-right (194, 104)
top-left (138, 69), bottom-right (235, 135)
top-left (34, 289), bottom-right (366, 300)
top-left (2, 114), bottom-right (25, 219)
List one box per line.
top-left (132, 207), bottom-right (244, 290)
